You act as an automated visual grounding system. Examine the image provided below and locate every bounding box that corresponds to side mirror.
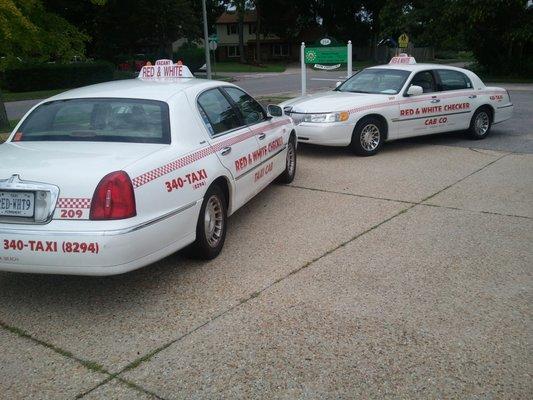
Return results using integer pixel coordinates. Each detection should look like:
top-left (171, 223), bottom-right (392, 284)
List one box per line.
top-left (407, 85), bottom-right (423, 96)
top-left (335, 81), bottom-right (342, 87)
top-left (267, 104), bottom-right (283, 117)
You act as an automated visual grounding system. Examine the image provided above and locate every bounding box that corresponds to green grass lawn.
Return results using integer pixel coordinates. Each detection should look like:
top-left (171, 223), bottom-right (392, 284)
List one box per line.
top-left (1, 89), bottom-right (67, 102)
top-left (214, 62), bottom-right (287, 73)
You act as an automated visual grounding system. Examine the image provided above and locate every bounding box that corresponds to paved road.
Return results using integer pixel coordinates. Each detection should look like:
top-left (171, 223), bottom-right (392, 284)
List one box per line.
top-left (6, 71), bottom-right (532, 155)
top-left (1, 136), bottom-right (531, 398)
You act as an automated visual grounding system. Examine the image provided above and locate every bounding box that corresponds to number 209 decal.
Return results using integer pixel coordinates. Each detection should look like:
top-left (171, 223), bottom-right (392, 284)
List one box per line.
top-left (60, 209), bottom-right (84, 219)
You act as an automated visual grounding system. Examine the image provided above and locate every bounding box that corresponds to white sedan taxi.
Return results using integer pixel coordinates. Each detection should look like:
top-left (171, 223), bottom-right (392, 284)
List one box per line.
top-left (281, 54), bottom-right (513, 156)
top-left (0, 60), bottom-right (296, 275)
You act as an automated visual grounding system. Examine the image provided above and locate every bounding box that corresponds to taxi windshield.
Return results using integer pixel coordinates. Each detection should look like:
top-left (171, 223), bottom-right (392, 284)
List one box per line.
top-left (336, 68), bottom-right (410, 95)
top-left (16, 98), bottom-right (171, 144)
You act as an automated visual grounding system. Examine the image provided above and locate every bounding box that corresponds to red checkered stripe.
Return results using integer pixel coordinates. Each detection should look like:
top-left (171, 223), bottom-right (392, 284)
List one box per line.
top-left (132, 118), bottom-right (292, 188)
top-left (57, 198), bottom-right (92, 209)
top-left (347, 89), bottom-right (507, 116)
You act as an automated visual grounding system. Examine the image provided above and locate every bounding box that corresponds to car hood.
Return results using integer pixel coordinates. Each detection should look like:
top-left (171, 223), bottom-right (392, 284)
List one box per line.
top-left (0, 141), bottom-right (166, 197)
top-left (281, 91), bottom-right (392, 113)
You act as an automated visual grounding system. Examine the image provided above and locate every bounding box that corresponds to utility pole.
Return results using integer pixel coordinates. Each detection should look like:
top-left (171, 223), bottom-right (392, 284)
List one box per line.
top-left (0, 91), bottom-right (9, 131)
top-left (202, 0), bottom-right (212, 79)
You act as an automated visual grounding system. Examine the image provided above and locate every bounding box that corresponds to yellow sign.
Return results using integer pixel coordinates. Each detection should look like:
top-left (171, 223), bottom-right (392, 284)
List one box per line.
top-left (398, 33), bottom-right (409, 48)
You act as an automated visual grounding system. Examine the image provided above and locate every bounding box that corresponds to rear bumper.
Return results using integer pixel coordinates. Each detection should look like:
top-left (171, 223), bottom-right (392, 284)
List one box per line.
top-left (494, 104), bottom-right (513, 124)
top-left (295, 123), bottom-right (354, 146)
top-left (0, 201), bottom-right (200, 275)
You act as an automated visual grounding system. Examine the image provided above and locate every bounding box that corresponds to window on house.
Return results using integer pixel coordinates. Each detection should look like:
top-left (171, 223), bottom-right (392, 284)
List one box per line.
top-left (272, 43), bottom-right (289, 57)
top-left (227, 45), bottom-right (240, 58)
top-left (249, 24), bottom-right (256, 35)
top-left (226, 24), bottom-right (238, 35)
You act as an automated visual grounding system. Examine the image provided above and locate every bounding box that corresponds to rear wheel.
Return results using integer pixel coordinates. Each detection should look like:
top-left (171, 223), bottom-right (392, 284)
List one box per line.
top-left (467, 108), bottom-right (492, 140)
top-left (276, 137), bottom-right (297, 184)
top-left (189, 185), bottom-right (227, 259)
top-left (350, 117), bottom-right (384, 156)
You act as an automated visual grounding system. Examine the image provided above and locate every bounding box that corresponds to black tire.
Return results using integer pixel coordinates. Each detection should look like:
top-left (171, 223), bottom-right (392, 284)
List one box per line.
top-left (350, 117), bottom-right (384, 156)
top-left (467, 107), bottom-right (492, 140)
top-left (276, 136), bottom-right (297, 184)
top-left (189, 184), bottom-right (227, 260)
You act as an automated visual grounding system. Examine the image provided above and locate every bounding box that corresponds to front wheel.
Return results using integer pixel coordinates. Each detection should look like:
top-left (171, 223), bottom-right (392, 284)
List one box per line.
top-left (350, 117), bottom-right (384, 156)
top-left (467, 108), bottom-right (492, 140)
top-left (189, 185), bottom-right (227, 260)
top-left (276, 137), bottom-right (297, 184)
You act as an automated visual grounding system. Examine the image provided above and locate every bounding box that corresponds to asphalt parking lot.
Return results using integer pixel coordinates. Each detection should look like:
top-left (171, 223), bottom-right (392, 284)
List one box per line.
top-left (1, 92), bottom-right (532, 399)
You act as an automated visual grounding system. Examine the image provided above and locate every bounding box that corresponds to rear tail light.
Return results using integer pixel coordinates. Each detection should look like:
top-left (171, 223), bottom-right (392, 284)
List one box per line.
top-left (90, 171), bottom-right (136, 220)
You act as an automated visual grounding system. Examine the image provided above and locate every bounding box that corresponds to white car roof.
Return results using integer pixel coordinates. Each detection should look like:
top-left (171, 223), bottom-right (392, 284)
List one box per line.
top-left (48, 78), bottom-right (227, 102)
top-left (368, 63), bottom-right (469, 73)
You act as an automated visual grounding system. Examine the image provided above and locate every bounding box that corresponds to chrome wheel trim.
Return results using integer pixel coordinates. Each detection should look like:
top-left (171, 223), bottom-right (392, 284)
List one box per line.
top-left (286, 141), bottom-right (296, 176)
top-left (475, 112), bottom-right (490, 136)
top-left (204, 195), bottom-right (223, 247)
top-left (360, 123), bottom-right (381, 151)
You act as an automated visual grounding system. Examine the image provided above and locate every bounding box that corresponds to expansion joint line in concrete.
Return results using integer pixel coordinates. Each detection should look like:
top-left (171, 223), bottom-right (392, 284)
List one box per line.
top-left (0, 151), bottom-right (515, 400)
top-left (0, 321), bottom-right (166, 399)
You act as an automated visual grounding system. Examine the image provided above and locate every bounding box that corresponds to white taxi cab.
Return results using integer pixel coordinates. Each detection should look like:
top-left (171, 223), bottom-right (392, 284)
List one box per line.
top-left (0, 60), bottom-right (296, 275)
top-left (281, 54), bottom-right (513, 156)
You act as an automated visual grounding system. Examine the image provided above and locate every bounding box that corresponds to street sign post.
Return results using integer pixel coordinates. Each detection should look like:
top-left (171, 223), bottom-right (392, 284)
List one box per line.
top-left (201, 0), bottom-right (211, 79)
top-left (398, 33), bottom-right (409, 49)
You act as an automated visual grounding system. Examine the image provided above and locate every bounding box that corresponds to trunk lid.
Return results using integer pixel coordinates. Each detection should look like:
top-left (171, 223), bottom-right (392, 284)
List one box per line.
top-left (0, 142), bottom-right (165, 221)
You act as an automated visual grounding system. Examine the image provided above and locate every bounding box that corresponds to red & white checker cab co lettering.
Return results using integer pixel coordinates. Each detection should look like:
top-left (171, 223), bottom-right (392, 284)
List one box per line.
top-left (0, 61), bottom-right (296, 275)
top-left (281, 54), bottom-right (513, 156)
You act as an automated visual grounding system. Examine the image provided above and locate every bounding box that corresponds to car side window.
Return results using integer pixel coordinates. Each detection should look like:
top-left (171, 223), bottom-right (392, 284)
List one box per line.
top-left (223, 87), bottom-right (267, 125)
top-left (197, 89), bottom-right (243, 136)
top-left (436, 69), bottom-right (472, 91)
top-left (409, 71), bottom-right (436, 93)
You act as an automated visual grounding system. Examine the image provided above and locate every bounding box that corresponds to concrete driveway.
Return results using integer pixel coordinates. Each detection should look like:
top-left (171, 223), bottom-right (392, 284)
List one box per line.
top-left (1, 95), bottom-right (532, 398)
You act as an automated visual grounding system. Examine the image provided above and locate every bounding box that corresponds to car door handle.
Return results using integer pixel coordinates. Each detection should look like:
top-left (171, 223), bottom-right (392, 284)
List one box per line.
top-left (468, 95), bottom-right (477, 99)
top-left (430, 99), bottom-right (441, 103)
top-left (221, 146), bottom-right (232, 156)
top-left (257, 133), bottom-right (266, 140)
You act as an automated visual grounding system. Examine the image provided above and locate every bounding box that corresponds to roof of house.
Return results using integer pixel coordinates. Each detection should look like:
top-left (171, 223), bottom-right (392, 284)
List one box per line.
top-left (216, 11), bottom-right (257, 24)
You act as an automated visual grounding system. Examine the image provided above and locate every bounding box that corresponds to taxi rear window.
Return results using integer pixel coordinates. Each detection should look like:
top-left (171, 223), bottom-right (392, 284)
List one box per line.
top-left (16, 98), bottom-right (171, 144)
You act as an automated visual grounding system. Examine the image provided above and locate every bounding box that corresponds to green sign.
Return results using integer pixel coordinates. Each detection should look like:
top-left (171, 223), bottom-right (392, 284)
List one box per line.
top-left (304, 47), bottom-right (347, 64)
top-left (209, 34), bottom-right (219, 43)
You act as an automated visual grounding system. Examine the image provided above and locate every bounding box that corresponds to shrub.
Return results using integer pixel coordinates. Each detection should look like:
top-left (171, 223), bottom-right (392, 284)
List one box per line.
top-left (173, 44), bottom-right (205, 72)
top-left (1, 62), bottom-right (114, 92)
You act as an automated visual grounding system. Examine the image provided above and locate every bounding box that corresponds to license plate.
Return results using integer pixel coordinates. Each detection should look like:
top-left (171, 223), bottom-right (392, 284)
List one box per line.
top-left (0, 191), bottom-right (35, 218)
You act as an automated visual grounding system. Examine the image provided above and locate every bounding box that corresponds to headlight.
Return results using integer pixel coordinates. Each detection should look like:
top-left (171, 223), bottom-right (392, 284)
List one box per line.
top-left (302, 111), bottom-right (349, 123)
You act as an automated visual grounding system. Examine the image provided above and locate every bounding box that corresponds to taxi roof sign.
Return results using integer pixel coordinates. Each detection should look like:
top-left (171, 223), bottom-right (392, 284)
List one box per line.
top-left (389, 53), bottom-right (416, 65)
top-left (138, 59), bottom-right (194, 80)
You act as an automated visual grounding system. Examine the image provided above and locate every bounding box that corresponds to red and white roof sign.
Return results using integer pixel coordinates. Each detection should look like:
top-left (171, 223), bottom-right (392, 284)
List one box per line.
top-left (389, 53), bottom-right (416, 65)
top-left (139, 60), bottom-right (194, 80)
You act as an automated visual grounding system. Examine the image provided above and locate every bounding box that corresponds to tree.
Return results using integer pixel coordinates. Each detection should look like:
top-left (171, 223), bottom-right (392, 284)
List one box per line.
top-left (0, 0), bottom-right (89, 61)
top-left (230, 0), bottom-right (247, 63)
top-left (252, 0), bottom-right (262, 64)
top-left (0, 91), bottom-right (8, 131)
top-left (48, 0), bottom-right (199, 61)
top-left (449, 0), bottom-right (532, 75)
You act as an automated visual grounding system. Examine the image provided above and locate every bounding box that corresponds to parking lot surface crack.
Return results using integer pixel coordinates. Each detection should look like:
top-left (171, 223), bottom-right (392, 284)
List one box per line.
top-left (0, 320), bottom-right (167, 399)
top-left (287, 184), bottom-right (416, 205)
